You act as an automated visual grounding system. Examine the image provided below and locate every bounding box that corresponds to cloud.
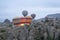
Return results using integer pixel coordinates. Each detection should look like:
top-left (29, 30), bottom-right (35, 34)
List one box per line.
top-left (0, 0), bottom-right (60, 7)
top-left (0, 0), bottom-right (60, 22)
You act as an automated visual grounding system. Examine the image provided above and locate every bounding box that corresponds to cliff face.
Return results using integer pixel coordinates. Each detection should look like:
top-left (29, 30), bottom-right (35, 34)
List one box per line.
top-left (46, 13), bottom-right (60, 19)
top-left (0, 19), bottom-right (60, 40)
top-left (4, 19), bottom-right (11, 23)
top-left (0, 13), bottom-right (60, 40)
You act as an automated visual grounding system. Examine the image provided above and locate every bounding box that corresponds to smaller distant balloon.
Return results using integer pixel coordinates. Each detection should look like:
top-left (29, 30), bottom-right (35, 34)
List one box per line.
top-left (22, 10), bottom-right (28, 17)
top-left (31, 14), bottom-right (36, 19)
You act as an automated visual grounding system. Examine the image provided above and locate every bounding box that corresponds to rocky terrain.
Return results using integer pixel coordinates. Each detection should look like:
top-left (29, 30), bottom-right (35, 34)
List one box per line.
top-left (0, 14), bottom-right (60, 40)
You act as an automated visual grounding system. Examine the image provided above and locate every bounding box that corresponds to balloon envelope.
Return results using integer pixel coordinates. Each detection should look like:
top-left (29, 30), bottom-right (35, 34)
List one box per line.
top-left (31, 14), bottom-right (36, 19)
top-left (22, 10), bottom-right (28, 17)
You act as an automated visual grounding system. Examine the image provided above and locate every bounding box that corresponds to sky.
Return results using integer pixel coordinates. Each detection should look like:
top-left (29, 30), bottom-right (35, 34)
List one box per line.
top-left (0, 0), bottom-right (60, 22)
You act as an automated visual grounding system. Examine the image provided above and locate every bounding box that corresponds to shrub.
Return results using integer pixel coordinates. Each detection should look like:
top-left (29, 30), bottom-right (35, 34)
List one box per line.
top-left (0, 30), bottom-right (6, 32)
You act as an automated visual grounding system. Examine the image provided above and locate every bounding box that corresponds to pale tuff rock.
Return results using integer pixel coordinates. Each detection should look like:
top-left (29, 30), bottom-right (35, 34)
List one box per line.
top-left (0, 18), bottom-right (60, 40)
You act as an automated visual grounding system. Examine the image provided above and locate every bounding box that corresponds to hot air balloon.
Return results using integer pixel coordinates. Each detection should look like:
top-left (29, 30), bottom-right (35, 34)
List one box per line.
top-left (13, 16), bottom-right (32, 27)
top-left (31, 14), bottom-right (36, 19)
top-left (22, 10), bottom-right (28, 17)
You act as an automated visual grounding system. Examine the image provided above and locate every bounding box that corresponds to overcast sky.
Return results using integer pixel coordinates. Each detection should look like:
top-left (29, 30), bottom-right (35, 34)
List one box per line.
top-left (0, 0), bottom-right (60, 22)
